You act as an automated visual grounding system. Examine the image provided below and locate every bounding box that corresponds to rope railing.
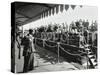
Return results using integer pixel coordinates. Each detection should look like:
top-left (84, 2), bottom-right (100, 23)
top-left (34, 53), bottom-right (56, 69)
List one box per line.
top-left (40, 32), bottom-right (80, 42)
top-left (60, 34), bottom-right (68, 42)
top-left (36, 38), bottom-right (43, 40)
top-left (60, 42), bottom-right (80, 49)
top-left (34, 37), bottom-right (92, 68)
top-left (36, 37), bottom-right (80, 47)
top-left (36, 39), bottom-right (43, 44)
top-left (35, 37), bottom-right (87, 57)
top-left (59, 45), bottom-right (87, 58)
top-left (35, 37), bottom-right (85, 51)
top-left (44, 41), bottom-right (57, 48)
top-left (78, 50), bottom-right (86, 53)
top-left (35, 38), bottom-right (43, 45)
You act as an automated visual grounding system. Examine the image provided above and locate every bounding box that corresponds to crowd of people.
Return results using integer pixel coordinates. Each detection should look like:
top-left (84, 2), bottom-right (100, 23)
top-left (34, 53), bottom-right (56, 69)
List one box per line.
top-left (35, 19), bottom-right (97, 33)
top-left (15, 19), bottom-right (97, 72)
top-left (32, 19), bottom-right (97, 47)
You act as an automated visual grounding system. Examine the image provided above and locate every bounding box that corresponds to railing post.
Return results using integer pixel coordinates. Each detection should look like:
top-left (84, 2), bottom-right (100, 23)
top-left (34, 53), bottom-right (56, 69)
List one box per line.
top-left (53, 32), bottom-right (55, 41)
top-left (85, 46), bottom-right (90, 69)
top-left (35, 38), bottom-right (36, 45)
top-left (68, 37), bottom-right (69, 44)
top-left (57, 42), bottom-right (60, 63)
top-left (43, 39), bottom-right (45, 47)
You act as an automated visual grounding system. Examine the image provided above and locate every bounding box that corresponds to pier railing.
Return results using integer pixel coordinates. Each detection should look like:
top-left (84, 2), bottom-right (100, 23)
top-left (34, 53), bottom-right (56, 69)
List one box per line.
top-left (34, 37), bottom-right (96, 69)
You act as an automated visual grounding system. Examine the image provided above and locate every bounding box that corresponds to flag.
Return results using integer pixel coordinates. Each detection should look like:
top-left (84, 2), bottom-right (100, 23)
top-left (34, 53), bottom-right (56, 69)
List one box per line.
top-left (52, 8), bottom-right (55, 15)
top-left (49, 9), bottom-right (51, 16)
top-left (41, 13), bottom-right (43, 18)
top-left (71, 5), bottom-right (76, 10)
top-left (43, 12), bottom-right (45, 18)
top-left (60, 4), bottom-right (64, 12)
top-left (46, 11), bottom-right (48, 17)
top-left (80, 5), bottom-right (83, 8)
top-left (56, 5), bottom-right (59, 14)
top-left (65, 5), bottom-right (69, 11)
top-left (44, 12), bottom-right (46, 18)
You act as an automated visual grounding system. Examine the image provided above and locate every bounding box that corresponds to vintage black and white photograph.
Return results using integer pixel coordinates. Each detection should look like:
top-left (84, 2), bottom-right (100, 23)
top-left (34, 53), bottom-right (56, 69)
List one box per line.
top-left (11, 2), bottom-right (98, 73)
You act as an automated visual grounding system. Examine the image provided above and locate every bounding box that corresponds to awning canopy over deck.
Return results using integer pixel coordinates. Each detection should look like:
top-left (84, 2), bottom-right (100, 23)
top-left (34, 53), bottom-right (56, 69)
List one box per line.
top-left (15, 2), bottom-right (56, 26)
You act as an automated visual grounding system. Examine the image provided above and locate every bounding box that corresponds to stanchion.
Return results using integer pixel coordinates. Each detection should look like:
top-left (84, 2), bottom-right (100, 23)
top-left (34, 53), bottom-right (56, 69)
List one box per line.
top-left (43, 39), bottom-right (45, 47)
top-left (85, 46), bottom-right (90, 69)
top-left (53, 32), bottom-right (55, 41)
top-left (57, 42), bottom-right (60, 63)
top-left (35, 38), bottom-right (36, 45)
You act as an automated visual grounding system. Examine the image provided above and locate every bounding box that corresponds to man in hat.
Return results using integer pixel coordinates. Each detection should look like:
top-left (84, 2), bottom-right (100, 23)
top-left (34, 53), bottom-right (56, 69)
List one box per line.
top-left (21, 29), bottom-right (35, 72)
